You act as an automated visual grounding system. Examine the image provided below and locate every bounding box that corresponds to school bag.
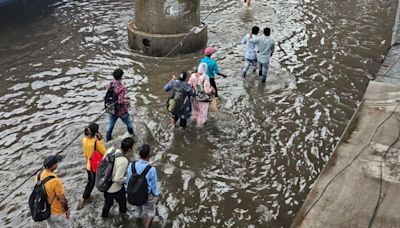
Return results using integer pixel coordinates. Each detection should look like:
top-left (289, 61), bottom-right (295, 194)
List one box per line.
top-left (127, 162), bottom-right (152, 206)
top-left (95, 149), bottom-right (122, 192)
top-left (195, 76), bottom-right (212, 102)
top-left (104, 84), bottom-right (119, 115)
top-left (90, 140), bottom-right (103, 173)
top-left (166, 84), bottom-right (186, 115)
top-left (28, 171), bottom-right (55, 222)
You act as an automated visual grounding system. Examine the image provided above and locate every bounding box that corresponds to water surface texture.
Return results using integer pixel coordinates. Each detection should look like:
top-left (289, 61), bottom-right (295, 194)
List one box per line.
top-left (0, 0), bottom-right (396, 227)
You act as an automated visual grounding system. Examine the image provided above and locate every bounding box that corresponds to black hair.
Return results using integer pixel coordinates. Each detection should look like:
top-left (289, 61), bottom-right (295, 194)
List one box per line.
top-left (84, 123), bottom-right (99, 137)
top-left (264, 28), bottom-right (271, 36)
top-left (139, 144), bottom-right (150, 159)
top-left (121, 137), bottom-right (135, 153)
top-left (113, 68), bottom-right (124, 80)
top-left (179, 72), bottom-right (188, 82)
top-left (252, 26), bottom-right (260, 35)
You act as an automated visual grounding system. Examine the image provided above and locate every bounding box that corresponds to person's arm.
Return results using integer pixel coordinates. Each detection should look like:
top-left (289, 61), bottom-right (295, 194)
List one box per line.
top-left (125, 163), bottom-right (132, 185)
top-left (82, 138), bottom-right (89, 163)
top-left (96, 138), bottom-right (107, 156)
top-left (241, 35), bottom-right (247, 45)
top-left (149, 168), bottom-right (160, 197)
top-left (114, 159), bottom-right (128, 185)
top-left (213, 62), bottom-right (227, 78)
top-left (163, 79), bottom-right (174, 92)
top-left (55, 179), bottom-right (70, 218)
top-left (185, 83), bottom-right (196, 96)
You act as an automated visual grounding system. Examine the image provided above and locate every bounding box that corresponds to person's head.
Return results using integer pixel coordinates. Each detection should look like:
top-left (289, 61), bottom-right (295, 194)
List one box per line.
top-left (204, 47), bottom-right (214, 57)
top-left (113, 68), bottom-right (124, 81)
top-left (178, 72), bottom-right (188, 82)
top-left (139, 144), bottom-right (151, 160)
top-left (264, 28), bottom-right (271, 36)
top-left (84, 123), bottom-right (99, 138)
top-left (197, 62), bottom-right (208, 75)
top-left (43, 154), bottom-right (62, 171)
top-left (120, 137), bottom-right (135, 154)
top-left (252, 26), bottom-right (260, 35)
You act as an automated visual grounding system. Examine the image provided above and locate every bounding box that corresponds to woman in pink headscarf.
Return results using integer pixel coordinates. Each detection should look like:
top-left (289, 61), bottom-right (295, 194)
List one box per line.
top-left (188, 63), bottom-right (215, 127)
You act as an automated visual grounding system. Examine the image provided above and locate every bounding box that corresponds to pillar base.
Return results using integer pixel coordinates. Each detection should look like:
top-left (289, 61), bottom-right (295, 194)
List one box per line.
top-left (128, 21), bottom-right (207, 57)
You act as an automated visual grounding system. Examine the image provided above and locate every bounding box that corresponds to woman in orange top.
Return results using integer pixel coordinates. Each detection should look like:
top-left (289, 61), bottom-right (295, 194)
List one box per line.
top-left (78, 123), bottom-right (106, 209)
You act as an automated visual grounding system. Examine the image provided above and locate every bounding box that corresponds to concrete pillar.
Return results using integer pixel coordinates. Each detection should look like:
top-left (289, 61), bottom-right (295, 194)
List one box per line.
top-left (128, 0), bottom-right (208, 57)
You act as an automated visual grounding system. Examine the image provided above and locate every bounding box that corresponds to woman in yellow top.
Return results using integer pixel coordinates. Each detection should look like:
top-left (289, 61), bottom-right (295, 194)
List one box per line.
top-left (78, 123), bottom-right (106, 210)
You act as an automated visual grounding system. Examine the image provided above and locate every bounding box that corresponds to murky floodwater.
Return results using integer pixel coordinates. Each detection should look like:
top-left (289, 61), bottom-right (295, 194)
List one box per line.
top-left (0, 0), bottom-right (396, 227)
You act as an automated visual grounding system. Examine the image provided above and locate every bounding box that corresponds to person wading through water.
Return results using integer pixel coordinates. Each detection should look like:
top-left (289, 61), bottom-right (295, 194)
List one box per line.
top-left (101, 137), bottom-right (133, 218)
top-left (77, 123), bottom-right (107, 210)
top-left (163, 72), bottom-right (195, 128)
top-left (126, 144), bottom-right (160, 228)
top-left (38, 155), bottom-right (70, 227)
top-left (250, 27), bottom-right (275, 83)
top-left (199, 47), bottom-right (228, 98)
top-left (188, 63), bottom-right (215, 128)
top-left (105, 68), bottom-right (134, 141)
top-left (241, 26), bottom-right (260, 78)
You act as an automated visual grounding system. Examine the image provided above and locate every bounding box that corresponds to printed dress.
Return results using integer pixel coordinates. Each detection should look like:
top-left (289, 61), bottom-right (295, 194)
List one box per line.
top-left (188, 73), bottom-right (213, 127)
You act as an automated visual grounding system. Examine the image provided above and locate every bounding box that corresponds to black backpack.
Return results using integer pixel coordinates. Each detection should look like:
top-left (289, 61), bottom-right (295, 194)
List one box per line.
top-left (28, 171), bottom-right (55, 222)
top-left (127, 162), bottom-right (152, 206)
top-left (95, 149), bottom-right (123, 192)
top-left (166, 87), bottom-right (186, 115)
top-left (104, 84), bottom-right (119, 115)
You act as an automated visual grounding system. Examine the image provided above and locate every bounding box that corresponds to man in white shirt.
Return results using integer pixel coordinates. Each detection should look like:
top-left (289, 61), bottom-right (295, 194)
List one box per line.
top-left (250, 27), bottom-right (275, 83)
top-left (101, 137), bottom-right (134, 218)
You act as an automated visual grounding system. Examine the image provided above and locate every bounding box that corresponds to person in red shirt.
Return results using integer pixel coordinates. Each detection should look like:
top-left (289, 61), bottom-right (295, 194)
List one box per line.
top-left (106, 69), bottom-right (134, 141)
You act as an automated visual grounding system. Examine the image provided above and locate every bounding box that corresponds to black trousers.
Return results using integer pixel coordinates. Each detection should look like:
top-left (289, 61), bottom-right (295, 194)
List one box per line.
top-left (101, 187), bottom-right (127, 218)
top-left (83, 170), bottom-right (96, 199)
top-left (173, 115), bottom-right (187, 128)
top-left (209, 77), bottom-right (218, 97)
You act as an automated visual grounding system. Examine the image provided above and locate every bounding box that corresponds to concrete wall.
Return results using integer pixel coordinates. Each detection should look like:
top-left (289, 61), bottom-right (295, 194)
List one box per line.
top-left (128, 22), bottom-right (207, 57)
top-left (134, 0), bottom-right (200, 34)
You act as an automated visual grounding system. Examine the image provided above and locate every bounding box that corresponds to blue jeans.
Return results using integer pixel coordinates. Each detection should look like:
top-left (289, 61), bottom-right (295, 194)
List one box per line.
top-left (259, 62), bottom-right (270, 82)
top-left (242, 58), bottom-right (257, 78)
top-left (106, 112), bottom-right (134, 141)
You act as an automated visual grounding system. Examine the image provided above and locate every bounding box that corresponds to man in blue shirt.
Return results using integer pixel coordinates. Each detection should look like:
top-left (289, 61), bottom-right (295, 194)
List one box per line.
top-left (250, 27), bottom-right (275, 83)
top-left (241, 26), bottom-right (260, 78)
top-left (126, 144), bottom-right (160, 228)
top-left (200, 47), bottom-right (227, 97)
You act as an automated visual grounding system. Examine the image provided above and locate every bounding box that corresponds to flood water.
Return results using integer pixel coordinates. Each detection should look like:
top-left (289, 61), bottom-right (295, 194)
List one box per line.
top-left (0, 0), bottom-right (396, 227)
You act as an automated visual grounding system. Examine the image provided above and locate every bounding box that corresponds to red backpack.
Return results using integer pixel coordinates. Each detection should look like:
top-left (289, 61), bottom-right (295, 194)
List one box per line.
top-left (90, 140), bottom-right (103, 173)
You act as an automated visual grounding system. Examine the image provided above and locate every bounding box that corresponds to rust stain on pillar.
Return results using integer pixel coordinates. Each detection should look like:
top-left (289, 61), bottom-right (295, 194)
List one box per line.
top-left (128, 0), bottom-right (208, 57)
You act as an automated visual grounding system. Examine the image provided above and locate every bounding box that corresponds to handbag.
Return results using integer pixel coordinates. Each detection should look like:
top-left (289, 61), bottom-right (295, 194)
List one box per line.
top-left (90, 140), bottom-right (103, 173)
top-left (209, 97), bottom-right (219, 112)
top-left (195, 76), bottom-right (212, 102)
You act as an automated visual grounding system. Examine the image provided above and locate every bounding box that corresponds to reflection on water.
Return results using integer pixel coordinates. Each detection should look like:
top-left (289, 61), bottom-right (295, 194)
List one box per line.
top-left (0, 0), bottom-right (396, 227)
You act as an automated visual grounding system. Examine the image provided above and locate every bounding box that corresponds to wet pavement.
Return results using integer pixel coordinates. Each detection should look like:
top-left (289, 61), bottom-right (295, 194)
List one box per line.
top-left (0, 0), bottom-right (397, 227)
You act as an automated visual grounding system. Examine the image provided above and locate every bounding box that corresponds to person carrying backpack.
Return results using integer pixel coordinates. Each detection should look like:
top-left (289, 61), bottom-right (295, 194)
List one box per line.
top-left (163, 72), bottom-right (195, 128)
top-left (105, 68), bottom-right (134, 142)
top-left (77, 123), bottom-right (107, 210)
top-left (188, 63), bottom-right (215, 128)
top-left (30, 154), bottom-right (70, 227)
top-left (101, 137), bottom-right (134, 218)
top-left (126, 144), bottom-right (160, 228)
